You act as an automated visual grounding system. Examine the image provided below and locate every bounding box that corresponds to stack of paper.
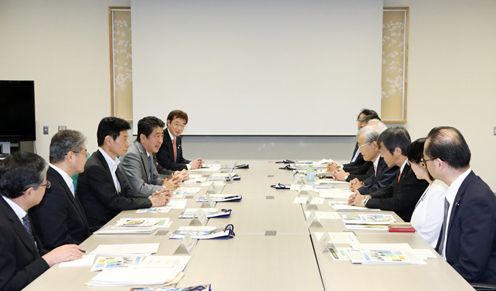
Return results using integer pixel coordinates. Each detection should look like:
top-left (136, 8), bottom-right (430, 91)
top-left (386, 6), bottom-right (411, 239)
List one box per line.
top-left (89, 243), bottom-right (160, 256)
top-left (170, 226), bottom-right (232, 239)
top-left (94, 218), bottom-right (171, 235)
top-left (340, 213), bottom-right (396, 225)
top-left (196, 194), bottom-right (242, 202)
top-left (179, 208), bottom-right (231, 219)
top-left (347, 243), bottom-right (425, 265)
top-left (189, 164), bottom-right (221, 172)
top-left (87, 267), bottom-right (182, 286)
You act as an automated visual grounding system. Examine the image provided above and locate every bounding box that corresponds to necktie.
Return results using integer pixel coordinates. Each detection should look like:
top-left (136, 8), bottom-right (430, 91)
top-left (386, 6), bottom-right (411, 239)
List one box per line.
top-left (22, 215), bottom-right (38, 250)
top-left (147, 155), bottom-right (153, 182)
top-left (397, 170), bottom-right (402, 183)
top-left (172, 138), bottom-right (177, 162)
top-left (22, 215), bottom-right (32, 235)
top-left (437, 198), bottom-right (450, 256)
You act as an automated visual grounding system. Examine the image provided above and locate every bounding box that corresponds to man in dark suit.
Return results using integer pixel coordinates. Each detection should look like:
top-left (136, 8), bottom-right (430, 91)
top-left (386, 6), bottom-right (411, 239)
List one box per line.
top-left (0, 152), bottom-right (83, 290)
top-left (29, 130), bottom-right (90, 252)
top-left (350, 127), bottom-right (428, 222)
top-left (424, 126), bottom-right (496, 284)
top-left (156, 110), bottom-right (203, 172)
top-left (347, 122), bottom-right (399, 194)
top-left (328, 109), bottom-right (380, 177)
top-left (78, 117), bottom-right (170, 232)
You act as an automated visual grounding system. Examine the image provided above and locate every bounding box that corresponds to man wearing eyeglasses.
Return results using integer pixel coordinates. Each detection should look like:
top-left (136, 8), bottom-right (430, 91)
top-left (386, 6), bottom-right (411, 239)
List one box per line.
top-left (349, 126), bottom-right (428, 222)
top-left (424, 126), bottom-right (496, 284)
top-left (29, 130), bottom-right (90, 252)
top-left (156, 109), bottom-right (203, 171)
top-left (0, 152), bottom-right (84, 290)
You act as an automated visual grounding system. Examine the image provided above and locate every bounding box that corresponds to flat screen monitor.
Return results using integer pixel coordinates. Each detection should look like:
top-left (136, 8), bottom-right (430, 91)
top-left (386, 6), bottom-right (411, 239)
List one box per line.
top-left (0, 80), bottom-right (36, 141)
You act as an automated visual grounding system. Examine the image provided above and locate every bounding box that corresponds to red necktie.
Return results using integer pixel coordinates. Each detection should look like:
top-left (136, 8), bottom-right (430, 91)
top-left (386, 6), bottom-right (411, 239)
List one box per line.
top-left (172, 138), bottom-right (177, 162)
top-left (397, 170), bottom-right (402, 183)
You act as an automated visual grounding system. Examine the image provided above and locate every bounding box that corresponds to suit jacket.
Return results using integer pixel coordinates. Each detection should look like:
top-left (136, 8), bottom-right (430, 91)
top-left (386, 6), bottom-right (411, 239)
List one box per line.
top-left (119, 141), bottom-right (168, 197)
top-left (357, 157), bottom-right (399, 195)
top-left (346, 161), bottom-right (373, 180)
top-left (29, 167), bottom-right (90, 252)
top-left (365, 163), bottom-right (428, 222)
top-left (342, 143), bottom-right (367, 173)
top-left (438, 171), bottom-right (496, 284)
top-left (156, 131), bottom-right (190, 171)
top-left (77, 150), bottom-right (153, 232)
top-left (0, 198), bottom-right (49, 291)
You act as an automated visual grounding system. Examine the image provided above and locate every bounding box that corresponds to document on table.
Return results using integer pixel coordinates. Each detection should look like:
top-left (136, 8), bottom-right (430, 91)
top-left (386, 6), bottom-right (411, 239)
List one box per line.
top-left (167, 199), bottom-right (188, 209)
top-left (58, 255), bottom-right (96, 268)
top-left (189, 163), bottom-right (221, 172)
top-left (86, 267), bottom-right (183, 286)
top-left (179, 208), bottom-right (231, 218)
top-left (94, 218), bottom-right (172, 235)
top-left (349, 243), bottom-right (426, 265)
top-left (136, 206), bottom-right (172, 214)
top-left (89, 243), bottom-right (159, 256)
top-left (170, 226), bottom-right (232, 240)
top-left (196, 194), bottom-right (242, 202)
top-left (340, 213), bottom-right (396, 225)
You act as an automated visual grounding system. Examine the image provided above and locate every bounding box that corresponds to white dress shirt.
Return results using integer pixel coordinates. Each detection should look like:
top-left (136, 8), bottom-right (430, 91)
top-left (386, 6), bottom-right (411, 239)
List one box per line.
top-left (410, 179), bottom-right (447, 247)
top-left (372, 155), bottom-right (380, 175)
top-left (440, 168), bottom-right (471, 258)
top-left (50, 164), bottom-right (75, 196)
top-left (98, 148), bottom-right (121, 193)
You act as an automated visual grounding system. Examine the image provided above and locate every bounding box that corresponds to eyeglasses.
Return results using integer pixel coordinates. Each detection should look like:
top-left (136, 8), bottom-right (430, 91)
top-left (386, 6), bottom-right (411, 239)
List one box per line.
top-left (39, 181), bottom-right (51, 190)
top-left (421, 157), bottom-right (437, 163)
top-left (23, 180), bottom-right (51, 192)
top-left (358, 143), bottom-right (371, 148)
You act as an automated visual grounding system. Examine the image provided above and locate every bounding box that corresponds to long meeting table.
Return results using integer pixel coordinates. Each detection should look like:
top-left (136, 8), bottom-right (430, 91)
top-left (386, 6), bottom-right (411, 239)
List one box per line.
top-left (25, 160), bottom-right (474, 291)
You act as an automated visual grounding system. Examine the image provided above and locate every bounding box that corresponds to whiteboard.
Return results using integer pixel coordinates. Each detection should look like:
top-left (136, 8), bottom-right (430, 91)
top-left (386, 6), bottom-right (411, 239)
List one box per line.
top-left (131, 0), bottom-right (382, 135)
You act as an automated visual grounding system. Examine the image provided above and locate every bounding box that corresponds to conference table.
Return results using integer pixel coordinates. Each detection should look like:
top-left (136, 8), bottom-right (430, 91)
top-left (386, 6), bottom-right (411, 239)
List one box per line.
top-left (25, 160), bottom-right (474, 291)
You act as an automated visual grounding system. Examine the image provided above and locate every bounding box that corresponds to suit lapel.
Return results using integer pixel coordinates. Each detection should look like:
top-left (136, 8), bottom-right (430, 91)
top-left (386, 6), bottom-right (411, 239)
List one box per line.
top-left (446, 171), bottom-right (474, 243)
top-left (48, 167), bottom-right (88, 226)
top-left (135, 141), bottom-right (151, 182)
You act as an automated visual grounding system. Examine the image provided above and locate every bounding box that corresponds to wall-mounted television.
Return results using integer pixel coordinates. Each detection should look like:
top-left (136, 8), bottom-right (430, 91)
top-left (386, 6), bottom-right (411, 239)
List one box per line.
top-left (0, 80), bottom-right (36, 141)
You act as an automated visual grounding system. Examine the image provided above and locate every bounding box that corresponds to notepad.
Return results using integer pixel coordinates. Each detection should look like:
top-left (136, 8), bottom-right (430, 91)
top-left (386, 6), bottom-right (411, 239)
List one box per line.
top-left (341, 213), bottom-right (396, 225)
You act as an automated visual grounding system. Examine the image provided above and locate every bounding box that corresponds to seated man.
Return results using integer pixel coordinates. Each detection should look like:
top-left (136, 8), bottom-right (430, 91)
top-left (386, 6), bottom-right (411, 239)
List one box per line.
top-left (346, 122), bottom-right (398, 194)
top-left (120, 116), bottom-right (184, 198)
top-left (424, 126), bottom-right (496, 284)
top-left (29, 130), bottom-right (90, 252)
top-left (349, 127), bottom-right (428, 222)
top-left (78, 117), bottom-right (170, 232)
top-left (157, 109), bottom-right (203, 172)
top-left (327, 109), bottom-right (379, 175)
top-left (0, 152), bottom-right (83, 290)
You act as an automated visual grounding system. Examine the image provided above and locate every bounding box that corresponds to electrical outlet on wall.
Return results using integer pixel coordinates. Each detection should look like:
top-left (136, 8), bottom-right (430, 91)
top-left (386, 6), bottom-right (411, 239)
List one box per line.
top-left (43, 126), bottom-right (49, 135)
top-left (58, 125), bottom-right (67, 132)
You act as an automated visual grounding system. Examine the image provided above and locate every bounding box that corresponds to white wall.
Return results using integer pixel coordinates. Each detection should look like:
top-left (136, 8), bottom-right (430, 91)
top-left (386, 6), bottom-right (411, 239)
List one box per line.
top-left (0, 0), bottom-right (130, 160)
top-left (385, 0), bottom-right (496, 188)
top-left (1, 0), bottom-right (495, 189)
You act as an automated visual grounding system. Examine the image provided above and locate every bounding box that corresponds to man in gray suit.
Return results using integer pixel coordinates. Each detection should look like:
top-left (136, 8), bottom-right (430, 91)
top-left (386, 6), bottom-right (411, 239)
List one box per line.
top-left (119, 116), bottom-right (184, 197)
